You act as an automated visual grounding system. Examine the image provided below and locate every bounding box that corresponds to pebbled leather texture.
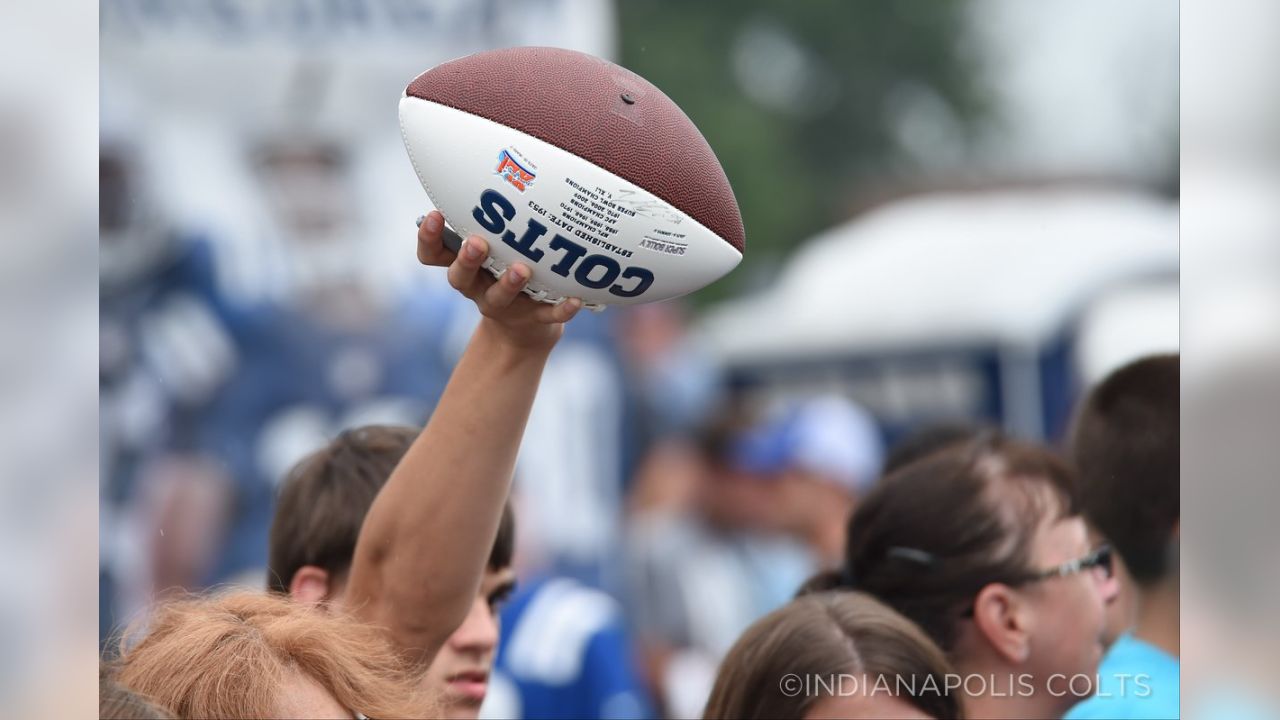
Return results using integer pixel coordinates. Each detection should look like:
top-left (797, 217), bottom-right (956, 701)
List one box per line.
top-left (406, 46), bottom-right (745, 254)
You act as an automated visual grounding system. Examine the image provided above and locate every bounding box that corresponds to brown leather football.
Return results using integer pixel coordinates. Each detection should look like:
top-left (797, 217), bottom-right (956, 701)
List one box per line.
top-left (400, 47), bottom-right (744, 307)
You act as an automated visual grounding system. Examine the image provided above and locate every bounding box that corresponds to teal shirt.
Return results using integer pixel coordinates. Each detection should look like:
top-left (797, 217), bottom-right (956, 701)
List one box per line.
top-left (1066, 634), bottom-right (1179, 719)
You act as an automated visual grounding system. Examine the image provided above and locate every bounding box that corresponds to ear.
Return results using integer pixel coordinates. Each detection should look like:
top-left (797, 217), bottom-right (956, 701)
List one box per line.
top-left (972, 583), bottom-right (1032, 664)
top-left (288, 566), bottom-right (332, 605)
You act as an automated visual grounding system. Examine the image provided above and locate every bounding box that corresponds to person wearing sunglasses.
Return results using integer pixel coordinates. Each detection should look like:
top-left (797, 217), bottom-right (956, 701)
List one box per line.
top-left (812, 432), bottom-right (1120, 719)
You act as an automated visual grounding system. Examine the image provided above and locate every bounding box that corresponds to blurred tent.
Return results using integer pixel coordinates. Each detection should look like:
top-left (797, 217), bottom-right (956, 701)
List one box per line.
top-left (697, 186), bottom-right (1178, 441)
top-left (1075, 284), bottom-right (1179, 386)
top-left (617, 0), bottom-right (1177, 303)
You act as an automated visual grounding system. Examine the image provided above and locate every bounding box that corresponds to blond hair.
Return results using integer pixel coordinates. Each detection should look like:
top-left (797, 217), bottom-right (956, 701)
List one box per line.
top-left (112, 591), bottom-right (435, 719)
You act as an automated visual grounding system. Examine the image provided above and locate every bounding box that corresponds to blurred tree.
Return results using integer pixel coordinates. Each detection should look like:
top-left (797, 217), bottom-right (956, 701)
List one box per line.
top-left (618, 0), bottom-right (988, 304)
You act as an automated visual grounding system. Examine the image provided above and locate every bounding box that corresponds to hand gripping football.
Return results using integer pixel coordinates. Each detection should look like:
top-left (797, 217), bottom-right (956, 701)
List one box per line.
top-left (400, 47), bottom-right (745, 308)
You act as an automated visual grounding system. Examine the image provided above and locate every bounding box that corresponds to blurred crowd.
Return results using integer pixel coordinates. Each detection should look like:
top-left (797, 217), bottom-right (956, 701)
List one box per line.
top-left (98, 133), bottom-right (888, 714)
top-left (92, 1), bottom-right (1199, 718)
top-left (99, 121), bottom-right (1181, 719)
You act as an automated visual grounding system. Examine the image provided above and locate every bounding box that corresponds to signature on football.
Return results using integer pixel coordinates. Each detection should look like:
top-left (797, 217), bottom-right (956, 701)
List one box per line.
top-left (612, 189), bottom-right (684, 224)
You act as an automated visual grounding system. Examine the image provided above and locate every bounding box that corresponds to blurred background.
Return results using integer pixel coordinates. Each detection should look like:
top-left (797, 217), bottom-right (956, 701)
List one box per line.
top-left (92, 1), bottom-right (1187, 717)
top-left (31, 0), bottom-right (1280, 716)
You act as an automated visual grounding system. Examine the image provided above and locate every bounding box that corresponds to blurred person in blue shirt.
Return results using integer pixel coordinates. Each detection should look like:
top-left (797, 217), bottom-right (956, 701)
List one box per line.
top-left (734, 395), bottom-right (885, 568)
top-left (195, 280), bottom-right (454, 584)
top-left (186, 139), bottom-right (459, 586)
top-left (1066, 355), bottom-right (1180, 719)
top-left (100, 142), bottom-right (241, 639)
top-left (624, 395), bottom-right (883, 718)
top-left (613, 302), bottom-right (724, 463)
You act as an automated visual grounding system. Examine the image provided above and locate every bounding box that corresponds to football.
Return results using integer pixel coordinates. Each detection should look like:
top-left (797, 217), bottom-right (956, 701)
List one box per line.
top-left (399, 46), bottom-right (744, 308)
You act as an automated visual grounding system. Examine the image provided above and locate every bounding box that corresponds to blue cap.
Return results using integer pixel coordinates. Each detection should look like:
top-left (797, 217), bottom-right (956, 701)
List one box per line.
top-left (732, 395), bottom-right (885, 493)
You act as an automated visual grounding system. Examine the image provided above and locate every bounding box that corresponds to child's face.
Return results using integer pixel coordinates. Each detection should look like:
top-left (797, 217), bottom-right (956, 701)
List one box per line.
top-left (420, 565), bottom-right (517, 719)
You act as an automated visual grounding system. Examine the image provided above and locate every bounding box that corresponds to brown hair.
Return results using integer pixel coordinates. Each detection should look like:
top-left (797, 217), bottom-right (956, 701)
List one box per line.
top-left (101, 664), bottom-right (172, 719)
top-left (112, 591), bottom-right (435, 719)
top-left (268, 425), bottom-right (516, 594)
top-left (1071, 354), bottom-right (1178, 585)
top-left (703, 592), bottom-right (962, 720)
top-left (835, 433), bottom-right (1078, 653)
top-left (882, 421), bottom-right (993, 476)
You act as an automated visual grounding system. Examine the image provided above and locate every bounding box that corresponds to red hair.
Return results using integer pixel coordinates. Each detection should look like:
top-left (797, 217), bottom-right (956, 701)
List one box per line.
top-left (113, 591), bottom-right (436, 719)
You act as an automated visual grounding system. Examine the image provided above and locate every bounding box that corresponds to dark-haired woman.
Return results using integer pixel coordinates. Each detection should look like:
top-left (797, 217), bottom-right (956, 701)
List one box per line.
top-left (818, 434), bottom-right (1119, 719)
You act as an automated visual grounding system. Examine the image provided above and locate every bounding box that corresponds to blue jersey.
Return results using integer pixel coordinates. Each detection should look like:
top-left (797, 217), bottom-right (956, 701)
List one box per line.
top-left (483, 577), bottom-right (655, 720)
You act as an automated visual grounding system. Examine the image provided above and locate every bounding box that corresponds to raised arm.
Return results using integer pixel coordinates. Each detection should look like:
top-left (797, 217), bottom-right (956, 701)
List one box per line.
top-left (344, 211), bottom-right (582, 667)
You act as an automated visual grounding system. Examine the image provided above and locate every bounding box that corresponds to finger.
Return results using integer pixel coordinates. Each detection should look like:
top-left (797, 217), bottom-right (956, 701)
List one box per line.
top-left (416, 211), bottom-right (440, 264)
top-left (534, 297), bottom-right (584, 324)
top-left (481, 263), bottom-right (533, 311)
top-left (417, 211), bottom-right (455, 266)
top-left (446, 235), bottom-right (491, 296)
